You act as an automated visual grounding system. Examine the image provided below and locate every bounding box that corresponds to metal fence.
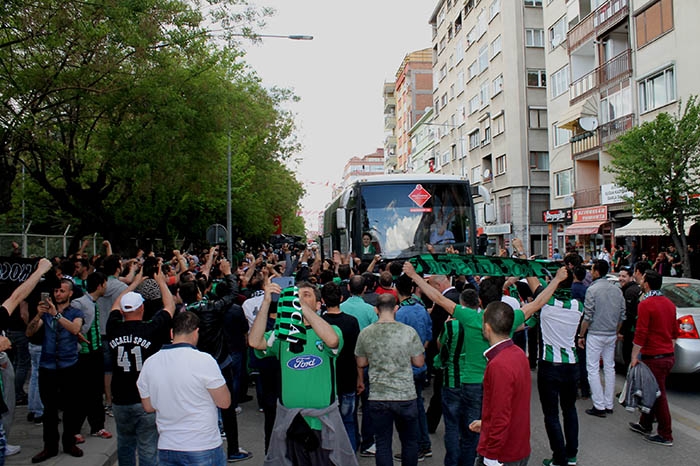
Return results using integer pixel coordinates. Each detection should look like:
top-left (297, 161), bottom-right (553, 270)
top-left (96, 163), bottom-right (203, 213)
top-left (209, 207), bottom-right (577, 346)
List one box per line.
top-left (0, 232), bottom-right (105, 259)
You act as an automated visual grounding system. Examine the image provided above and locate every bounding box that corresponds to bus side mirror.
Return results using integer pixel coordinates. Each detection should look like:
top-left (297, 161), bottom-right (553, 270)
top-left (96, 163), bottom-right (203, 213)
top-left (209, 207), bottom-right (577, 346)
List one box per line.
top-left (336, 208), bottom-right (346, 229)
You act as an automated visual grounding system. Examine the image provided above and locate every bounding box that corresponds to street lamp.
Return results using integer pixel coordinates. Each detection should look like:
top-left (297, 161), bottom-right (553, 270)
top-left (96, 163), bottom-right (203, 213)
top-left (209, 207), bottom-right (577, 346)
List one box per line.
top-left (224, 33), bottom-right (313, 261)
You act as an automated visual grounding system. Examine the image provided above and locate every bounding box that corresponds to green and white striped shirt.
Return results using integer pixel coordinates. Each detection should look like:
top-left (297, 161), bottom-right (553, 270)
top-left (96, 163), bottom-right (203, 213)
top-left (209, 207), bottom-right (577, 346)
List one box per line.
top-left (540, 297), bottom-right (583, 364)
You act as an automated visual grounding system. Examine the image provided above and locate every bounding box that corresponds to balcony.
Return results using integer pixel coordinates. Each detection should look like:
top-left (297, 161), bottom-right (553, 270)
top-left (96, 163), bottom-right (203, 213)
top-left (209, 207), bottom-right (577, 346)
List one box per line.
top-left (600, 113), bottom-right (634, 144)
top-left (599, 49), bottom-right (632, 87)
top-left (574, 187), bottom-right (601, 208)
top-left (570, 68), bottom-right (598, 103)
top-left (571, 130), bottom-right (600, 157)
top-left (384, 114), bottom-right (396, 130)
top-left (567, 0), bottom-right (629, 52)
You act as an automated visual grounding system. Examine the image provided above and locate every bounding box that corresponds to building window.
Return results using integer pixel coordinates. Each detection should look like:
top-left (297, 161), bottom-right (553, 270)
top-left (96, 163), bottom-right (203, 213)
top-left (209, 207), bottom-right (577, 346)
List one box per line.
top-left (550, 65), bottom-right (569, 98)
top-left (478, 44), bottom-right (489, 73)
top-left (553, 125), bottom-right (572, 147)
top-left (639, 66), bottom-right (676, 113)
top-left (495, 154), bottom-right (507, 175)
top-left (477, 9), bottom-right (487, 38)
top-left (636, 0), bottom-right (674, 48)
top-left (493, 113), bottom-right (505, 136)
top-left (549, 16), bottom-right (566, 50)
top-left (529, 151), bottom-right (549, 170)
top-left (527, 69), bottom-right (547, 87)
top-left (555, 169), bottom-right (574, 197)
top-left (450, 84), bottom-right (455, 100)
top-left (441, 93), bottom-right (448, 108)
top-left (469, 130), bottom-right (480, 150)
top-left (601, 83), bottom-right (632, 123)
top-left (489, 0), bottom-right (501, 20)
top-left (455, 40), bottom-right (465, 63)
top-left (493, 74), bottom-right (504, 96)
top-left (451, 145), bottom-right (458, 161)
top-left (482, 125), bottom-right (492, 146)
top-left (491, 35), bottom-right (502, 58)
top-left (467, 26), bottom-right (477, 47)
top-left (457, 71), bottom-right (465, 95)
top-left (440, 65), bottom-right (447, 81)
top-left (480, 81), bottom-right (490, 109)
top-left (472, 165), bottom-right (482, 183)
top-left (524, 0), bottom-right (543, 6)
top-left (469, 95), bottom-right (481, 114)
top-left (498, 195), bottom-right (512, 223)
top-left (525, 28), bottom-right (545, 47)
top-left (441, 151), bottom-right (450, 166)
top-left (529, 108), bottom-right (547, 129)
top-left (468, 60), bottom-right (478, 81)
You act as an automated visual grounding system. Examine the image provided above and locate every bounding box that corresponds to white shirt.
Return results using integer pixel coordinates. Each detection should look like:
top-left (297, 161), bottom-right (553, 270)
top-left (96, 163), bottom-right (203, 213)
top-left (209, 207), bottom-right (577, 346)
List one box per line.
top-left (137, 343), bottom-right (225, 451)
top-left (242, 292), bottom-right (265, 329)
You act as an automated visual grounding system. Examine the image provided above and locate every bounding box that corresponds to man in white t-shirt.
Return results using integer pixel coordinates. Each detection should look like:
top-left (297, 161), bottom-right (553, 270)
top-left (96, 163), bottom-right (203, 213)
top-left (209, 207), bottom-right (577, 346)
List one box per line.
top-left (137, 311), bottom-right (233, 466)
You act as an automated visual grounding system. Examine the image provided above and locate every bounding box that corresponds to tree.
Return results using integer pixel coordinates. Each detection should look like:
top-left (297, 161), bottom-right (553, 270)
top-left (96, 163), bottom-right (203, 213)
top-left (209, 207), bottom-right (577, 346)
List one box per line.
top-left (607, 97), bottom-right (700, 278)
top-left (0, 0), bottom-right (303, 252)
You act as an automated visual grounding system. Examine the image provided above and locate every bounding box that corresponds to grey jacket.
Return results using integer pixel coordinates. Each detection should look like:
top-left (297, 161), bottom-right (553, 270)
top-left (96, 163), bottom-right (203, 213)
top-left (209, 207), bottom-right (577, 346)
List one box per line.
top-left (621, 362), bottom-right (660, 414)
top-left (264, 401), bottom-right (358, 466)
top-left (583, 278), bottom-right (626, 335)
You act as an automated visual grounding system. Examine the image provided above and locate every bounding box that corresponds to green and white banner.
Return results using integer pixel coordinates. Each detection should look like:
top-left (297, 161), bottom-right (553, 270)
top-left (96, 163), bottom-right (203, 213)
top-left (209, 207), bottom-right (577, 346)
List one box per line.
top-left (407, 254), bottom-right (561, 279)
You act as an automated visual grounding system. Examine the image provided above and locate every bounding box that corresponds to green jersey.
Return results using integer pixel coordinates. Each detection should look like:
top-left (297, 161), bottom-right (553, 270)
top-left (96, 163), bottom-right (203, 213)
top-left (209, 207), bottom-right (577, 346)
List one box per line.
top-left (435, 319), bottom-right (466, 388)
top-left (256, 326), bottom-right (343, 430)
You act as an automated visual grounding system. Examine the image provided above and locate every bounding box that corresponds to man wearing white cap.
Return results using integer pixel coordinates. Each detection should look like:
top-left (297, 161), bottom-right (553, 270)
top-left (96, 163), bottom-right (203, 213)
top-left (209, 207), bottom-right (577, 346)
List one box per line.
top-left (106, 265), bottom-right (175, 466)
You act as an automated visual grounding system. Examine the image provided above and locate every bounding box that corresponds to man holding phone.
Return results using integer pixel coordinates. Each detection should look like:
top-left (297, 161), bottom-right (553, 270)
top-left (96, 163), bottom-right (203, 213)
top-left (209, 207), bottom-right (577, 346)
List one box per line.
top-left (26, 278), bottom-right (85, 463)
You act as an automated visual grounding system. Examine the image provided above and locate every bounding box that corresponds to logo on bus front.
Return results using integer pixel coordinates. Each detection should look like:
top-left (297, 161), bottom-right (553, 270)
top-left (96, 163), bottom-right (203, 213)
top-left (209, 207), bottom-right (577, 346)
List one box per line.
top-left (409, 184), bottom-right (432, 208)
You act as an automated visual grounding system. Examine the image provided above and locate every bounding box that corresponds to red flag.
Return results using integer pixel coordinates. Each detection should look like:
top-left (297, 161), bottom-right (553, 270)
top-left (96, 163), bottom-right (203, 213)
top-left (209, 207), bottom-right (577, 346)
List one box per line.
top-left (273, 215), bottom-right (282, 235)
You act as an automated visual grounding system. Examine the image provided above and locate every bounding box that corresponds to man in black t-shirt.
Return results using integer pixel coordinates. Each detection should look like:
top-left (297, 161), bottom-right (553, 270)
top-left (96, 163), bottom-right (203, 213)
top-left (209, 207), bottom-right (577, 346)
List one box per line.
top-left (106, 267), bottom-right (174, 466)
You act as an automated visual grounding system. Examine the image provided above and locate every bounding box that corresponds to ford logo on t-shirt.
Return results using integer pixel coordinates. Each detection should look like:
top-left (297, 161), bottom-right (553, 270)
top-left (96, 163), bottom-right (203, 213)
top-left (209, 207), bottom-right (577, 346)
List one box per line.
top-left (287, 355), bottom-right (323, 370)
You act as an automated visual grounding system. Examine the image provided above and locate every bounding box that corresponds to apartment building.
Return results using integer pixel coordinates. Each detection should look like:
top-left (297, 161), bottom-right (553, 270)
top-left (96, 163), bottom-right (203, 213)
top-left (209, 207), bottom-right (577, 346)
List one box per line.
top-left (341, 148), bottom-right (385, 187)
top-left (383, 81), bottom-right (397, 172)
top-left (544, 0), bottom-right (700, 256)
top-left (429, 0), bottom-right (551, 254)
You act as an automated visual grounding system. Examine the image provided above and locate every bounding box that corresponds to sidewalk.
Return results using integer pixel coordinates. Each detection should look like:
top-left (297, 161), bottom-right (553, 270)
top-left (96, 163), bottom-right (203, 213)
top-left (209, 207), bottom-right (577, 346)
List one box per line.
top-left (5, 405), bottom-right (117, 466)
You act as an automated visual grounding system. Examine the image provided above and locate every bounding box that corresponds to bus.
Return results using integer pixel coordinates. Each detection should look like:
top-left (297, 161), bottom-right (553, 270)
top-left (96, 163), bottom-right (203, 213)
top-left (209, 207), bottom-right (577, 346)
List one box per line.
top-left (322, 174), bottom-right (488, 261)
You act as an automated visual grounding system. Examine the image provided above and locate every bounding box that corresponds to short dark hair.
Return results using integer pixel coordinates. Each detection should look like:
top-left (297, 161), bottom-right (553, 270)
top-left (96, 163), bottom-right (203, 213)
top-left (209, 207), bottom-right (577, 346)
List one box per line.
top-left (173, 311), bottom-right (199, 336)
top-left (563, 253), bottom-right (583, 267)
top-left (338, 264), bottom-right (352, 280)
top-left (297, 280), bottom-right (321, 302)
top-left (394, 273), bottom-right (414, 298)
top-left (58, 278), bottom-right (74, 291)
top-left (178, 281), bottom-right (199, 305)
top-left (361, 272), bottom-right (377, 292)
top-left (592, 259), bottom-right (609, 277)
top-left (478, 277), bottom-right (502, 308)
top-left (643, 270), bottom-right (663, 290)
top-left (635, 261), bottom-right (651, 275)
top-left (378, 271), bottom-right (393, 288)
top-left (573, 266), bottom-right (587, 282)
top-left (376, 294), bottom-right (396, 313)
top-left (483, 301), bottom-right (514, 336)
top-left (349, 275), bottom-right (365, 295)
top-left (85, 272), bottom-right (107, 293)
top-left (460, 288), bottom-right (479, 309)
top-left (321, 282), bottom-right (342, 307)
top-left (102, 255), bottom-right (122, 276)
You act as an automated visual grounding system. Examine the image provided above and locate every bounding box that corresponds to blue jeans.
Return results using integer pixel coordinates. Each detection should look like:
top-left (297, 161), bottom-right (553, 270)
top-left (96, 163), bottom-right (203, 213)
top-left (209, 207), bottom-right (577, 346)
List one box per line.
top-left (0, 418), bottom-right (6, 466)
top-left (413, 373), bottom-right (431, 451)
top-left (370, 399), bottom-right (418, 466)
top-left (229, 351), bottom-right (244, 406)
top-left (338, 392), bottom-right (357, 451)
top-left (113, 403), bottom-right (159, 466)
top-left (461, 383), bottom-right (483, 466)
top-left (537, 361), bottom-right (579, 466)
top-left (358, 367), bottom-right (374, 451)
top-left (442, 386), bottom-right (467, 466)
top-left (159, 446), bottom-right (225, 466)
top-left (27, 343), bottom-right (43, 417)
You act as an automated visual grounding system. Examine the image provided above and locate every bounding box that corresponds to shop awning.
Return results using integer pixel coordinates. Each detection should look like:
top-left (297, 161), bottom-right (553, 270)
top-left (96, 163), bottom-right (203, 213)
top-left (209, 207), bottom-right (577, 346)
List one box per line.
top-left (565, 221), bottom-right (606, 236)
top-left (615, 218), bottom-right (691, 236)
top-left (557, 96), bottom-right (599, 131)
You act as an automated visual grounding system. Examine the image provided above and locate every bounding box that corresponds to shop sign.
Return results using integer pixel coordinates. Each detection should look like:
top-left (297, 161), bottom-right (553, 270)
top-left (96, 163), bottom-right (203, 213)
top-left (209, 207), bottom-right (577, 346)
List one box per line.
top-left (601, 184), bottom-right (633, 205)
top-left (542, 209), bottom-right (572, 223)
top-left (573, 206), bottom-right (607, 223)
top-left (484, 223), bottom-right (512, 235)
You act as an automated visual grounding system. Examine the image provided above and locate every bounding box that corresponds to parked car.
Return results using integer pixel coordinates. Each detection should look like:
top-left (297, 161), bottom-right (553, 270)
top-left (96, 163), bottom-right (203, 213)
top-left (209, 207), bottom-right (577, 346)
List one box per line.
top-left (608, 275), bottom-right (700, 374)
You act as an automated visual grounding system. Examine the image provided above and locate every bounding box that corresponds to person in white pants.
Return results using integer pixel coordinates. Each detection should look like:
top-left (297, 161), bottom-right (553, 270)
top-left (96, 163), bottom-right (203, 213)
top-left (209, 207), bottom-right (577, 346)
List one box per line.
top-left (578, 259), bottom-right (626, 418)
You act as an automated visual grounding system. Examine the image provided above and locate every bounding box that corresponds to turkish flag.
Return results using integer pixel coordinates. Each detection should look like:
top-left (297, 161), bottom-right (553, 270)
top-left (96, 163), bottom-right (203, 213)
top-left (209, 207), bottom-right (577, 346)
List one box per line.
top-left (273, 215), bottom-right (282, 235)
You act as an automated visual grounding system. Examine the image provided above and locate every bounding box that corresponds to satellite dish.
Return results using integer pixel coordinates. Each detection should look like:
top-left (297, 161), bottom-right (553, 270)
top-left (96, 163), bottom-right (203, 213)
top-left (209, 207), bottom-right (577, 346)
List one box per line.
top-left (483, 168), bottom-right (491, 179)
top-left (552, 33), bottom-right (563, 47)
top-left (563, 195), bottom-right (575, 207)
top-left (579, 117), bottom-right (599, 131)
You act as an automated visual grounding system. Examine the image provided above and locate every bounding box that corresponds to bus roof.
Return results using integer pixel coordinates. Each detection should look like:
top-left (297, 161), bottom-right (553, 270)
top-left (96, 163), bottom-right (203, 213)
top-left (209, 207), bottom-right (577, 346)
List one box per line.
top-left (350, 173), bottom-right (471, 185)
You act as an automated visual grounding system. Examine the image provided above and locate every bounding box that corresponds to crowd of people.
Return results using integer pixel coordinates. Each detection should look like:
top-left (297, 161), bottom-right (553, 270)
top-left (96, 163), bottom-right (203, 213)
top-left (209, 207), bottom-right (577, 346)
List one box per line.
top-left (0, 236), bottom-right (680, 466)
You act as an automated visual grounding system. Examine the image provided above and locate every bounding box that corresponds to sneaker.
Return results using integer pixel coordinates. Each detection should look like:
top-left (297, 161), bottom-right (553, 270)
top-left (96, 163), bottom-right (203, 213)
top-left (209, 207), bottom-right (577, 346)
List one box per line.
top-left (419, 447), bottom-right (432, 457)
top-left (542, 459), bottom-right (564, 466)
top-left (360, 444), bottom-right (376, 457)
top-left (235, 406), bottom-right (243, 415)
top-left (74, 434), bottom-right (86, 444)
top-left (585, 407), bottom-right (607, 418)
top-left (31, 448), bottom-right (58, 463)
top-left (393, 451), bottom-right (425, 462)
top-left (5, 444), bottom-right (21, 456)
top-left (91, 429), bottom-right (113, 439)
top-left (227, 448), bottom-right (253, 462)
top-left (644, 434), bottom-right (673, 446)
top-left (629, 422), bottom-right (652, 435)
top-left (605, 408), bottom-right (613, 414)
top-left (567, 457), bottom-right (577, 466)
top-left (104, 405), bottom-right (114, 417)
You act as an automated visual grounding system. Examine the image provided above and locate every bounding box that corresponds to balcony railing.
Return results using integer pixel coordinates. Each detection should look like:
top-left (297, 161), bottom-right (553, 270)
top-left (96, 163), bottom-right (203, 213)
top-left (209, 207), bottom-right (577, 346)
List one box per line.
top-left (570, 68), bottom-right (598, 103)
top-left (384, 115), bottom-right (396, 130)
top-left (574, 187), bottom-right (601, 208)
top-left (600, 113), bottom-right (634, 144)
top-left (567, 0), bottom-right (629, 51)
top-left (570, 130), bottom-right (600, 156)
top-left (599, 49), bottom-right (632, 87)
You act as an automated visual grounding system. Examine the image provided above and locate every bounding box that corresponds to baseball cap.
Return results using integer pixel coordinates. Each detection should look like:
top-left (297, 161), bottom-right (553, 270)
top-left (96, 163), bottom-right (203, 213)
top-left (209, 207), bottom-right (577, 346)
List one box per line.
top-left (120, 292), bottom-right (144, 312)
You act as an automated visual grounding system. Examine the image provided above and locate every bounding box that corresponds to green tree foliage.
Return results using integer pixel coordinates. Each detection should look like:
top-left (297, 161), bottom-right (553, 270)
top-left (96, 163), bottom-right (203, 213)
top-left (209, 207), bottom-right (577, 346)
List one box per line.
top-left (607, 97), bottom-right (700, 277)
top-left (0, 0), bottom-right (304, 252)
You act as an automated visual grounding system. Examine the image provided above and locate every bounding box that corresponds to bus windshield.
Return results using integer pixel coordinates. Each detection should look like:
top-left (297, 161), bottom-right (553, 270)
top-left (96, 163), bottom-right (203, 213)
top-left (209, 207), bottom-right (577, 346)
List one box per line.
top-left (359, 182), bottom-right (472, 259)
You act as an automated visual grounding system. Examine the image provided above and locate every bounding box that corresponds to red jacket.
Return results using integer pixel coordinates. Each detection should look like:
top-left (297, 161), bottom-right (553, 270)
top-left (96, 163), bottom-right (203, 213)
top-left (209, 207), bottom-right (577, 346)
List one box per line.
top-left (477, 340), bottom-right (531, 463)
top-left (634, 295), bottom-right (679, 356)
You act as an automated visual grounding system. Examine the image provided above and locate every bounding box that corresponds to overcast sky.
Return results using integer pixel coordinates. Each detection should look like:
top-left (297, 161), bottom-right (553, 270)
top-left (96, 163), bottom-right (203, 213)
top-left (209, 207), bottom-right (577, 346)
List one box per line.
top-left (241, 1), bottom-right (436, 232)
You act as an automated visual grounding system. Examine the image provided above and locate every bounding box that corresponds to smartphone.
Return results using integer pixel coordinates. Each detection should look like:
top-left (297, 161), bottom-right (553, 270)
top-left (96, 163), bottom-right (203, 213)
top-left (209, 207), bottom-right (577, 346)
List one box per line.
top-left (40, 292), bottom-right (50, 303)
top-left (271, 277), bottom-right (295, 302)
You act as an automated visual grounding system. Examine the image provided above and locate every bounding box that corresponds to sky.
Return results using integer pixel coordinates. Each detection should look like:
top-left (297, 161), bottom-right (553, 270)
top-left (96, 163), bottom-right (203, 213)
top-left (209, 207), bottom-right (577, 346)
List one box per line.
top-left (240, 1), bottom-right (436, 233)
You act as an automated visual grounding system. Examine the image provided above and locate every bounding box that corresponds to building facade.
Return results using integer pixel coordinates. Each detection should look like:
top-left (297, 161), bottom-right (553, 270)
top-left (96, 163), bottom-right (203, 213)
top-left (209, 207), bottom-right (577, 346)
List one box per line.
top-left (341, 148), bottom-right (386, 187)
top-left (383, 81), bottom-right (397, 172)
top-left (429, 0), bottom-right (551, 255)
top-left (543, 0), bottom-right (700, 258)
